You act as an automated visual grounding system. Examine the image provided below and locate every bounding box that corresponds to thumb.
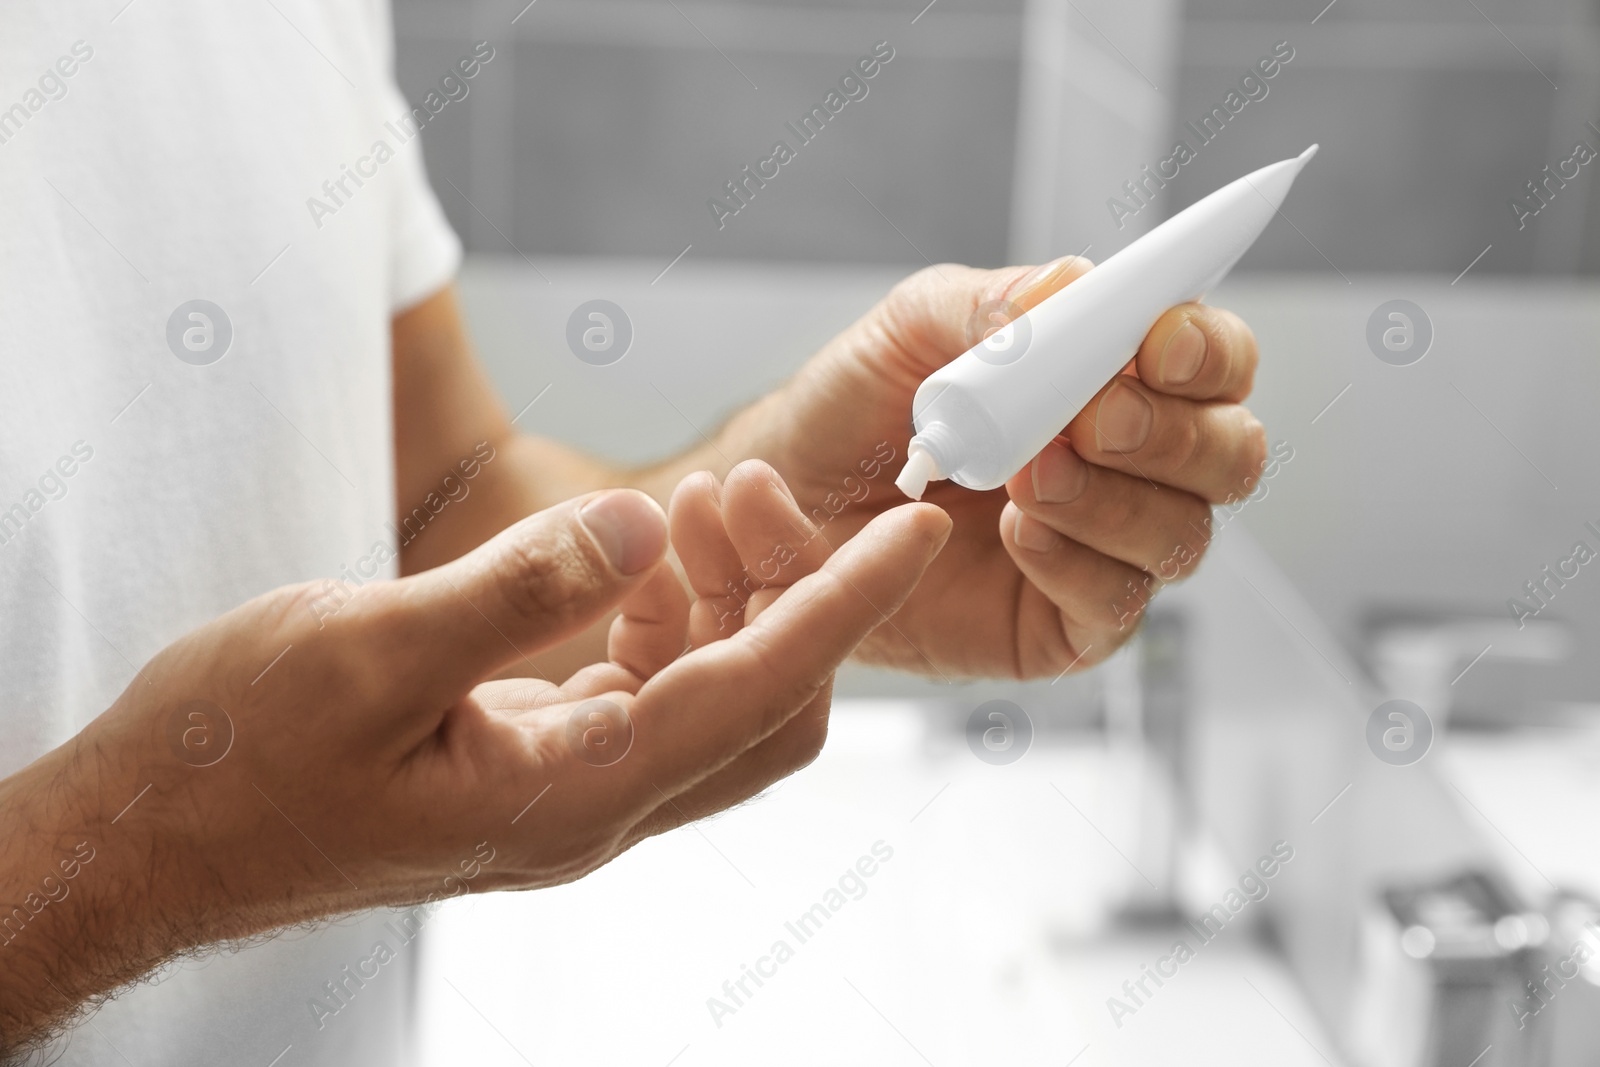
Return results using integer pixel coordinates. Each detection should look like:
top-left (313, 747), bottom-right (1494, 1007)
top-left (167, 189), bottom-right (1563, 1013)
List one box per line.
top-left (877, 255), bottom-right (1094, 372)
top-left (378, 489), bottom-right (669, 705)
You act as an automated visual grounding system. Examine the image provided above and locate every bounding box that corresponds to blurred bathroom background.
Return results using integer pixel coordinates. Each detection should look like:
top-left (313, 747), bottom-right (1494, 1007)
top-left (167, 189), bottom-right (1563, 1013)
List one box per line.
top-left (392, 0), bottom-right (1600, 713)
top-left (388, 1), bottom-right (1600, 1063)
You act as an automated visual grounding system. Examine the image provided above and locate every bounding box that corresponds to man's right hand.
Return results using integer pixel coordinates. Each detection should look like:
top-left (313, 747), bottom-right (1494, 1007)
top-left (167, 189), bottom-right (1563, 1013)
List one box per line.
top-left (0, 461), bottom-right (950, 1055)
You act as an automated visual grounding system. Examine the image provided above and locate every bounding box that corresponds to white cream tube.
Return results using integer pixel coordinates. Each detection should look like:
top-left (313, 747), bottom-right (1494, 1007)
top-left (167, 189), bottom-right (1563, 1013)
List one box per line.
top-left (895, 145), bottom-right (1319, 500)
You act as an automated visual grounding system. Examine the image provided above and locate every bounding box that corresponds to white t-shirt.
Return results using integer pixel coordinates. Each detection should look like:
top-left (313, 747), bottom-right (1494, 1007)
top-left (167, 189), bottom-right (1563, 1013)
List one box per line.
top-left (1, 3), bottom-right (461, 1063)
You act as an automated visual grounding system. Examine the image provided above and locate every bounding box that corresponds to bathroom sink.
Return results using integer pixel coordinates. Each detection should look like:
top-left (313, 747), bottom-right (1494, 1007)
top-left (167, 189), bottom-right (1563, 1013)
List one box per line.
top-left (1440, 725), bottom-right (1600, 902)
top-left (416, 701), bottom-right (1339, 1066)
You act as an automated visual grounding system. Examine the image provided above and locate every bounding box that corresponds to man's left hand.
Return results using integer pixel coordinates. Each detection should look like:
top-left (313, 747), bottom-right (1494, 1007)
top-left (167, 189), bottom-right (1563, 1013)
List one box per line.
top-left (754, 256), bottom-right (1268, 680)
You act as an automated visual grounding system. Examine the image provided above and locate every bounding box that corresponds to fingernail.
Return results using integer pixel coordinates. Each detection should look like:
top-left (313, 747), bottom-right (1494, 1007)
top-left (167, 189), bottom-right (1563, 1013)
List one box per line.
top-left (1032, 440), bottom-right (1088, 504)
top-left (1158, 321), bottom-right (1206, 386)
top-left (770, 473), bottom-right (799, 507)
top-left (1012, 512), bottom-right (1059, 554)
top-left (1096, 382), bottom-right (1153, 453)
top-left (580, 491), bottom-right (667, 575)
top-left (1009, 256), bottom-right (1080, 304)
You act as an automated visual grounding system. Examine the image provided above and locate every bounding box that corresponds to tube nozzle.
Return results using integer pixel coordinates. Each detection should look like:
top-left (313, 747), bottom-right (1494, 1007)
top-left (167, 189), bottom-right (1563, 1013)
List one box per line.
top-left (895, 445), bottom-right (943, 500)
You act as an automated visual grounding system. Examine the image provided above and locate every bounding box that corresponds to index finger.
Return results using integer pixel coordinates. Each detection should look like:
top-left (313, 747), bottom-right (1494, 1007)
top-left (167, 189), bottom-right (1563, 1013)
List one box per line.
top-left (621, 501), bottom-right (951, 801)
top-left (1134, 303), bottom-right (1258, 403)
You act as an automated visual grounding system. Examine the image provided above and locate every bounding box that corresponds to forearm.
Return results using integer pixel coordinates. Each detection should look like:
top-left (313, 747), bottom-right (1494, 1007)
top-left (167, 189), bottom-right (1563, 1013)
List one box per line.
top-left (396, 434), bottom-right (614, 575)
top-left (390, 283), bottom-right (812, 680)
top-left (396, 392), bottom-right (790, 679)
top-left (395, 371), bottom-right (794, 572)
top-left (629, 389), bottom-right (797, 503)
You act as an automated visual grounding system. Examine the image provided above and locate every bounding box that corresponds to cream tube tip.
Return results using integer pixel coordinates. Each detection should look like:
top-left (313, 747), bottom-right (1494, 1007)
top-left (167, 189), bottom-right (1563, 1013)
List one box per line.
top-left (895, 447), bottom-right (942, 500)
top-left (1298, 143), bottom-right (1319, 163)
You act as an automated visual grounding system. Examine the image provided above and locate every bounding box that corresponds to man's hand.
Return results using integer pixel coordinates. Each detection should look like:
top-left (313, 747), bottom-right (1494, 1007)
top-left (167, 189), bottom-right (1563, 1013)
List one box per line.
top-left (751, 256), bottom-right (1267, 679)
top-left (0, 466), bottom-right (949, 1054)
top-left (382, 263), bottom-right (1264, 686)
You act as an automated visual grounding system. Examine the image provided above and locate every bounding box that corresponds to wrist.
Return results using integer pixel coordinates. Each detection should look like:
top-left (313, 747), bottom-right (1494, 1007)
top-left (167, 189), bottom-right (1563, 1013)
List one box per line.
top-left (719, 388), bottom-right (793, 472)
top-left (0, 728), bottom-right (211, 1052)
top-left (630, 386), bottom-right (795, 504)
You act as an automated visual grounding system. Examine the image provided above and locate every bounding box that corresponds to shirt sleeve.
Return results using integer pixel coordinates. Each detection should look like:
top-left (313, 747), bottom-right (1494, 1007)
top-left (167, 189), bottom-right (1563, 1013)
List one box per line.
top-left (382, 81), bottom-right (464, 313)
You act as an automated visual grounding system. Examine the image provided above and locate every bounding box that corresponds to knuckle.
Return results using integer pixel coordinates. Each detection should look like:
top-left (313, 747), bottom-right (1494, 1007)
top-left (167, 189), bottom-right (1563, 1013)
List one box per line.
top-left (266, 581), bottom-right (335, 638)
top-left (1211, 307), bottom-right (1259, 391)
top-left (1222, 307), bottom-right (1260, 354)
top-left (890, 262), bottom-right (980, 311)
top-left (1187, 504), bottom-right (1216, 561)
top-left (1169, 409), bottom-right (1206, 473)
top-left (1103, 591), bottom-right (1149, 643)
top-left (888, 263), bottom-right (952, 304)
top-left (1162, 497), bottom-right (1216, 579)
top-left (499, 525), bottom-right (603, 625)
top-left (1021, 616), bottom-right (1075, 681)
top-left (260, 582), bottom-right (394, 707)
top-left (1233, 413), bottom-right (1269, 499)
top-left (1093, 481), bottom-right (1139, 535)
top-left (734, 621), bottom-right (832, 738)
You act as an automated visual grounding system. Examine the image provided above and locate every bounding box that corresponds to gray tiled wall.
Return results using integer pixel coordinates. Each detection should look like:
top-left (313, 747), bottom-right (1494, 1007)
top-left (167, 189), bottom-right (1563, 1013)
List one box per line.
top-left (394, 0), bottom-right (1024, 267)
top-left (395, 0), bottom-right (1600, 274)
top-left (1169, 1), bottom-right (1600, 276)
